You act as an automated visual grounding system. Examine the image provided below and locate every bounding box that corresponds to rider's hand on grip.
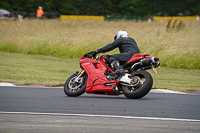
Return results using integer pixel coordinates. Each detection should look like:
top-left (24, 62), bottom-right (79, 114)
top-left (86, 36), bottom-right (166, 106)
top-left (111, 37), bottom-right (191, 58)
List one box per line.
top-left (90, 51), bottom-right (97, 57)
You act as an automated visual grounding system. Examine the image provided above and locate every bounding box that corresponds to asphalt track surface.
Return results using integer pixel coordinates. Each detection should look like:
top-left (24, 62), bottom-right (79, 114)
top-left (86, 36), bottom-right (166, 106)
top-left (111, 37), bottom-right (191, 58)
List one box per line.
top-left (0, 86), bottom-right (200, 133)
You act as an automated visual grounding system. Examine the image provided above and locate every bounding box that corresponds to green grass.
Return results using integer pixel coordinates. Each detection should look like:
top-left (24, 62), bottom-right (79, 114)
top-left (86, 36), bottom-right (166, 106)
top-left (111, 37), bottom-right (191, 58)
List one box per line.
top-left (0, 52), bottom-right (79, 86)
top-left (0, 19), bottom-right (199, 69)
top-left (0, 52), bottom-right (199, 92)
top-left (147, 67), bottom-right (200, 92)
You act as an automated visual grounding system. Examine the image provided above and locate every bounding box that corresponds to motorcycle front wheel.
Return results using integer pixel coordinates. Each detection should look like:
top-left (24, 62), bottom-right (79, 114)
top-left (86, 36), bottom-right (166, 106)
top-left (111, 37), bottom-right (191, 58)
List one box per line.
top-left (64, 72), bottom-right (87, 97)
top-left (122, 70), bottom-right (153, 99)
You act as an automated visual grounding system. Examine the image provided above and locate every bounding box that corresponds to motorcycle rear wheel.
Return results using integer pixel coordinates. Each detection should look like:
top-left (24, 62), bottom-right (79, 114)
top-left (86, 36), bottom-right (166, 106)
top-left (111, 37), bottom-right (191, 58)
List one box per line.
top-left (122, 70), bottom-right (153, 99)
top-left (64, 72), bottom-right (87, 97)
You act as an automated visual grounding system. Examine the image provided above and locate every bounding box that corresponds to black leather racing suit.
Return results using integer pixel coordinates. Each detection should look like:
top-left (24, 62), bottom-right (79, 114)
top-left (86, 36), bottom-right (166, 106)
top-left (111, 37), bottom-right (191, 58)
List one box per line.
top-left (97, 37), bottom-right (140, 66)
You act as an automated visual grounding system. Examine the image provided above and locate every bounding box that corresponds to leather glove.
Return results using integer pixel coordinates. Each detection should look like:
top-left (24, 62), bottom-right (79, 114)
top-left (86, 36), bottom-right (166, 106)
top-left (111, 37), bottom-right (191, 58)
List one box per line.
top-left (90, 51), bottom-right (97, 57)
top-left (91, 49), bottom-right (100, 57)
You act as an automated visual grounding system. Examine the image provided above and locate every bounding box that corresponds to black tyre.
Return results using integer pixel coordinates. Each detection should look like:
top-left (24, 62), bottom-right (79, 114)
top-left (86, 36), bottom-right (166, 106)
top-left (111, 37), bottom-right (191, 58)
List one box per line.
top-left (122, 70), bottom-right (153, 99)
top-left (64, 72), bottom-right (87, 97)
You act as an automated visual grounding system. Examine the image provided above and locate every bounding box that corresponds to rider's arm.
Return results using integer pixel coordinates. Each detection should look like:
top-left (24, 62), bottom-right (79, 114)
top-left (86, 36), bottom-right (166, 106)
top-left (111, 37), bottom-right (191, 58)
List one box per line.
top-left (97, 38), bottom-right (124, 53)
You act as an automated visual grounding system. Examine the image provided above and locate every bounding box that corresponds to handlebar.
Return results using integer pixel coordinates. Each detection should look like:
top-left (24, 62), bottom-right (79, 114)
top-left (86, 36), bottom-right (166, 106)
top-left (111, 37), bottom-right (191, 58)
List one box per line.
top-left (83, 52), bottom-right (99, 60)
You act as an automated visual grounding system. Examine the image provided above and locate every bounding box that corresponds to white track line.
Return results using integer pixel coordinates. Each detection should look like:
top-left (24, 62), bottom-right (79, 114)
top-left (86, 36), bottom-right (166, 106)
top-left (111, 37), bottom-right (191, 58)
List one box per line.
top-left (0, 111), bottom-right (199, 122)
top-left (150, 89), bottom-right (186, 94)
top-left (0, 83), bottom-right (15, 86)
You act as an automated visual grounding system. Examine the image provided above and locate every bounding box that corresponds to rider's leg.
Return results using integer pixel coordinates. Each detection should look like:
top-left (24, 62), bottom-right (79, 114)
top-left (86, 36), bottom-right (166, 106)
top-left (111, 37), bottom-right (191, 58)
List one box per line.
top-left (104, 55), bottom-right (125, 75)
top-left (110, 61), bottom-right (125, 75)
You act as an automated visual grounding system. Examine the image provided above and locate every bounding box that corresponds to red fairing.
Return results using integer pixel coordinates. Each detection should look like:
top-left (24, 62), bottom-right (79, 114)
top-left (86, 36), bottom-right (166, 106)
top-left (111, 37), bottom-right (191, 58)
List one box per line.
top-left (80, 56), bottom-right (118, 95)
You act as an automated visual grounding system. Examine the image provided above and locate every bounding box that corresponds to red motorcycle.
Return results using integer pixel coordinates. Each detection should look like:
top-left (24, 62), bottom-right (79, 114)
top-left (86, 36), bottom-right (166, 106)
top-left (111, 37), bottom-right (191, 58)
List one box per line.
top-left (64, 52), bottom-right (160, 99)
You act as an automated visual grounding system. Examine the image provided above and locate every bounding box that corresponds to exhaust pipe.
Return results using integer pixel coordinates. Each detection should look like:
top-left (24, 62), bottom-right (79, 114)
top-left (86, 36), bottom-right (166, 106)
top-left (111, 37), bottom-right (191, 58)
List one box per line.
top-left (140, 57), bottom-right (158, 67)
top-left (131, 57), bottom-right (159, 72)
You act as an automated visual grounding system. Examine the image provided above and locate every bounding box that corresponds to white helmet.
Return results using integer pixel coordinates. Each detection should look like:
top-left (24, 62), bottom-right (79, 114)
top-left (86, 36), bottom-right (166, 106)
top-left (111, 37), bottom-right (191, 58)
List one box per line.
top-left (114, 30), bottom-right (128, 40)
top-left (39, 6), bottom-right (42, 9)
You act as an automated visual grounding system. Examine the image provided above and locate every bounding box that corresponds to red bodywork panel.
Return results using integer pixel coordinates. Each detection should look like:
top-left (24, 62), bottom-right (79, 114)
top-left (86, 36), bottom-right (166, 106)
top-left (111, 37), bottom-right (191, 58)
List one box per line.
top-left (127, 54), bottom-right (159, 63)
top-left (80, 57), bottom-right (118, 95)
top-left (127, 54), bottom-right (149, 63)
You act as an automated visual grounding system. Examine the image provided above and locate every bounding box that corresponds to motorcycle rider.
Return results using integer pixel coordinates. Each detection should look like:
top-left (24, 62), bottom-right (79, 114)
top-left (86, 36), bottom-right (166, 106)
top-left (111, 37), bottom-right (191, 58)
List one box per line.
top-left (91, 30), bottom-right (141, 75)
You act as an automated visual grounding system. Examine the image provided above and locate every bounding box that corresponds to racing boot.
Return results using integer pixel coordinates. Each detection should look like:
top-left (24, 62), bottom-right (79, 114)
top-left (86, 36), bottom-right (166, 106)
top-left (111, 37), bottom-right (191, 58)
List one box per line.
top-left (110, 61), bottom-right (125, 76)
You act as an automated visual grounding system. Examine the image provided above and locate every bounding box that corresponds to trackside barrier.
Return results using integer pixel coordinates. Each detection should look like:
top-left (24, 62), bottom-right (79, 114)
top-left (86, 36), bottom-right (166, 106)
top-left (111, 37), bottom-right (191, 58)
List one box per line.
top-left (154, 16), bottom-right (197, 21)
top-left (61, 15), bottom-right (199, 22)
top-left (104, 16), bottom-right (153, 21)
top-left (61, 15), bottom-right (104, 21)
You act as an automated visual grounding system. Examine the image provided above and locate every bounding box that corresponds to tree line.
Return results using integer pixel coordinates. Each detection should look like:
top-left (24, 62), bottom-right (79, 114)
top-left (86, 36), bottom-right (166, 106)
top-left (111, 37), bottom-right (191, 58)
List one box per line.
top-left (1, 0), bottom-right (200, 16)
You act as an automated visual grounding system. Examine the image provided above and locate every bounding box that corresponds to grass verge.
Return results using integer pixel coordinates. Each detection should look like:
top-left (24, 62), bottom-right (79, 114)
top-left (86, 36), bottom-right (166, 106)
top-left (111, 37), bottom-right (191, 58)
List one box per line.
top-left (0, 52), bottom-right (199, 93)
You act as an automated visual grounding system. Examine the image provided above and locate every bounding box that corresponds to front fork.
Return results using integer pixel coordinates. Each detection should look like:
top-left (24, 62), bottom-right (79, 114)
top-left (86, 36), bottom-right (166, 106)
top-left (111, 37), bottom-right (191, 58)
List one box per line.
top-left (74, 70), bottom-right (85, 83)
top-left (77, 70), bottom-right (85, 78)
